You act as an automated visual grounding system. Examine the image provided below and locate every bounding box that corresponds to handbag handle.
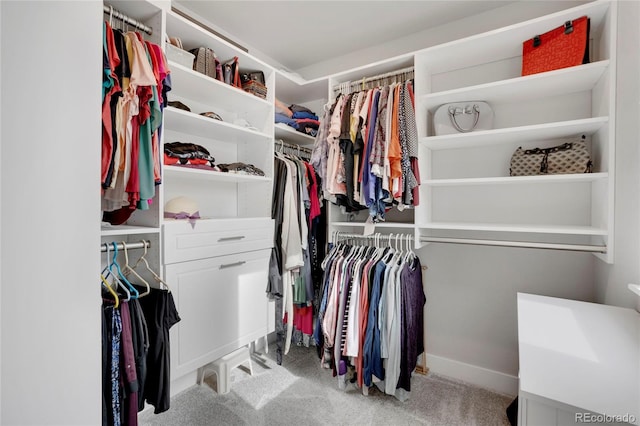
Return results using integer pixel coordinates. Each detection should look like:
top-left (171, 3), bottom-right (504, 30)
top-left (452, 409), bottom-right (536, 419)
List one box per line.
top-left (448, 104), bottom-right (480, 133)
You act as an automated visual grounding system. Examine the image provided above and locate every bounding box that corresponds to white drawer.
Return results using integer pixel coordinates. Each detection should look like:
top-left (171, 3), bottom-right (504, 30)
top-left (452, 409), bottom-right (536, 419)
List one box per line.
top-left (163, 217), bottom-right (274, 264)
top-left (166, 248), bottom-right (271, 377)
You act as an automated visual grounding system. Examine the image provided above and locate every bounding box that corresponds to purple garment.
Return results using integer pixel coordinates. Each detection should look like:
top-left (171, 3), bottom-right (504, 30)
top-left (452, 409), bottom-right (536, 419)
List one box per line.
top-left (398, 256), bottom-right (426, 391)
top-left (120, 302), bottom-right (139, 426)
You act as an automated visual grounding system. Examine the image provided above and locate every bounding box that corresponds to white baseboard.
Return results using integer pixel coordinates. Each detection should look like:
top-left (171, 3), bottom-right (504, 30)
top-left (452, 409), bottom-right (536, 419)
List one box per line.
top-left (426, 353), bottom-right (518, 396)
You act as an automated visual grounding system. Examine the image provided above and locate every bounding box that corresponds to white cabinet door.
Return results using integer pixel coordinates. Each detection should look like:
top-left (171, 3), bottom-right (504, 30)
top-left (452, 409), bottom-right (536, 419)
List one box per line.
top-left (166, 248), bottom-right (271, 377)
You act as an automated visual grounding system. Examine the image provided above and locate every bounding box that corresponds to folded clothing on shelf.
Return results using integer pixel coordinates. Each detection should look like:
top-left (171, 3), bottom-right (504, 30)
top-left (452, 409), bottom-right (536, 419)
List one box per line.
top-left (218, 162), bottom-right (265, 176)
top-left (275, 112), bottom-right (299, 129)
top-left (164, 142), bottom-right (216, 167)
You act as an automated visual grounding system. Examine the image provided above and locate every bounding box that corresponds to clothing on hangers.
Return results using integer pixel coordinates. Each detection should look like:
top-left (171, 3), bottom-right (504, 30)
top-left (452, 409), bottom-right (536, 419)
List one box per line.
top-left (311, 77), bottom-right (420, 222)
top-left (269, 147), bottom-right (325, 363)
top-left (101, 242), bottom-right (180, 425)
top-left (101, 22), bottom-right (171, 225)
top-left (315, 235), bottom-right (425, 400)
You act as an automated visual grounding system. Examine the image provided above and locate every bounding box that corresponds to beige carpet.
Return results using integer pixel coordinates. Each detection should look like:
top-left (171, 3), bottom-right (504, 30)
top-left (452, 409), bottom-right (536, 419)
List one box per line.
top-left (140, 344), bottom-right (513, 426)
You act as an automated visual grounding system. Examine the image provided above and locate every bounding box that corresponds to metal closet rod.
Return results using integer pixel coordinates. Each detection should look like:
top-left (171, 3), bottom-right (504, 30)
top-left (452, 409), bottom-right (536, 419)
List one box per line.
top-left (276, 139), bottom-right (313, 154)
top-left (332, 66), bottom-right (415, 92)
top-left (335, 232), bottom-right (414, 243)
top-left (100, 240), bottom-right (150, 252)
top-left (103, 4), bottom-right (153, 35)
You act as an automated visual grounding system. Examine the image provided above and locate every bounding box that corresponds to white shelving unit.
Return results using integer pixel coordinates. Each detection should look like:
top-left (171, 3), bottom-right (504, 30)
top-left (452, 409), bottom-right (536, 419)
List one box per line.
top-left (414, 1), bottom-right (617, 263)
top-left (159, 8), bottom-right (278, 383)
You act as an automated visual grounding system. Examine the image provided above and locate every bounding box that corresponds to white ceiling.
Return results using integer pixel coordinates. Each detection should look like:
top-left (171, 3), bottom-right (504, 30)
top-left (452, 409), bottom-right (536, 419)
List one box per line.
top-left (177, 1), bottom-right (517, 73)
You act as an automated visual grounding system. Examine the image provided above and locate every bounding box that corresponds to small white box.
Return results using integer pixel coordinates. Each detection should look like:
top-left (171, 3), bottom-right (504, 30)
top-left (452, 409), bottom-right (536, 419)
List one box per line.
top-left (166, 44), bottom-right (194, 69)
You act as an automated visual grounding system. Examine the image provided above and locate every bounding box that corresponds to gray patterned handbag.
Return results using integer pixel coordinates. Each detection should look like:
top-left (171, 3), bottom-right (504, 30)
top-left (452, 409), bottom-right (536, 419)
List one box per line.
top-left (510, 135), bottom-right (592, 176)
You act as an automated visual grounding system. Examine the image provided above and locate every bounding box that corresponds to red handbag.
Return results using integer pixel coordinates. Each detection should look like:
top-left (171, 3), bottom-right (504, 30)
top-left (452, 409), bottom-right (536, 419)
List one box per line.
top-left (522, 16), bottom-right (590, 76)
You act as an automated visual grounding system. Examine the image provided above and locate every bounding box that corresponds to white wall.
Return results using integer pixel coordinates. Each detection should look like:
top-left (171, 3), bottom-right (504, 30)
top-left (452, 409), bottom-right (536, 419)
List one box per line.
top-left (420, 243), bottom-right (595, 395)
top-left (0, 1), bottom-right (102, 424)
top-left (594, 0), bottom-right (640, 310)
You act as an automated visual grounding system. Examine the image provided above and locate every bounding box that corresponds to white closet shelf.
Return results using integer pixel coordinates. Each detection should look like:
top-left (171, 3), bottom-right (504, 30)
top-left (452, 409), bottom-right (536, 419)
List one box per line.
top-left (423, 172), bottom-right (608, 186)
top-left (416, 1), bottom-right (609, 75)
top-left (101, 225), bottom-right (161, 236)
top-left (418, 222), bottom-right (607, 236)
top-left (169, 62), bottom-right (271, 113)
top-left (274, 124), bottom-right (315, 146)
top-left (421, 61), bottom-right (609, 112)
top-left (420, 117), bottom-right (609, 150)
top-left (332, 221), bottom-right (416, 230)
top-left (163, 165), bottom-right (271, 183)
top-left (105, 0), bottom-right (163, 22)
top-left (166, 11), bottom-right (273, 73)
top-left (164, 107), bottom-right (271, 143)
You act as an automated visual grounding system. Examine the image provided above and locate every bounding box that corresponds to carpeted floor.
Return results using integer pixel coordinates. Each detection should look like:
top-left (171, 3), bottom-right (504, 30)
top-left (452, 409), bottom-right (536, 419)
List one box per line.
top-left (140, 344), bottom-right (514, 426)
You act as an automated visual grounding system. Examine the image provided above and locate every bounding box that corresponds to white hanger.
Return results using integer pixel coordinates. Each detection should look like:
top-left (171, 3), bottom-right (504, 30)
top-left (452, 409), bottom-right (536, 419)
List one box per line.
top-left (133, 240), bottom-right (171, 291)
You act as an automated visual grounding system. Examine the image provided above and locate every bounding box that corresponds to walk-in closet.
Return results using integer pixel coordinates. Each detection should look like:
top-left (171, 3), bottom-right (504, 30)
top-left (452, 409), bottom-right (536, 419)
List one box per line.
top-left (1, 1), bottom-right (639, 425)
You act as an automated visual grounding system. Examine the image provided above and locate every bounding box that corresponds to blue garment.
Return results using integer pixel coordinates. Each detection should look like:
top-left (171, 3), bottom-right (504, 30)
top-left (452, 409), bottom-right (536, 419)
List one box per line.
top-left (368, 177), bottom-right (387, 221)
top-left (275, 112), bottom-right (299, 129)
top-left (292, 111), bottom-right (319, 120)
top-left (363, 260), bottom-right (386, 386)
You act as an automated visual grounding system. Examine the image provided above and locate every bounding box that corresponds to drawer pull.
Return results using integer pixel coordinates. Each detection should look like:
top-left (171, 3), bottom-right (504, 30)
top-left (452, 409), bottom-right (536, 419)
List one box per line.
top-left (218, 236), bottom-right (246, 242)
top-left (219, 261), bottom-right (246, 269)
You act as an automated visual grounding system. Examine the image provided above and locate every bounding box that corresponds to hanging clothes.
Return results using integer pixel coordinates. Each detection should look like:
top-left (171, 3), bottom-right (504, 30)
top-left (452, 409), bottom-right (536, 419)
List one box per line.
top-left (311, 78), bottom-right (420, 222)
top-left (269, 148), bottom-right (326, 363)
top-left (101, 23), bottom-right (170, 225)
top-left (315, 236), bottom-right (426, 401)
top-left (101, 288), bottom-right (180, 425)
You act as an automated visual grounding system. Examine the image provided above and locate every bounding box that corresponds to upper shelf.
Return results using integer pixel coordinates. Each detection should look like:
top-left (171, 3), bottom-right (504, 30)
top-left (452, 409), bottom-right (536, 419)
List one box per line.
top-left (274, 124), bottom-right (316, 147)
top-left (105, 1), bottom-right (164, 23)
top-left (421, 117), bottom-right (609, 150)
top-left (423, 172), bottom-right (608, 186)
top-left (415, 1), bottom-right (610, 74)
top-left (165, 10), bottom-right (273, 73)
top-left (168, 61), bottom-right (271, 113)
top-left (164, 106), bottom-right (272, 143)
top-left (163, 165), bottom-right (271, 183)
top-left (421, 61), bottom-right (610, 112)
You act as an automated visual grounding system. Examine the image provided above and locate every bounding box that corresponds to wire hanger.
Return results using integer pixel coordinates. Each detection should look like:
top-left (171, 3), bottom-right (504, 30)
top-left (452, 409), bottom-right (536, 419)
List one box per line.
top-left (133, 240), bottom-right (171, 291)
top-left (122, 241), bottom-right (150, 297)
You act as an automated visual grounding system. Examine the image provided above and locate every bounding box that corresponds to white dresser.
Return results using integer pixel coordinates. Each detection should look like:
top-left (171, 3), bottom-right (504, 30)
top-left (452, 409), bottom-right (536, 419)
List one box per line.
top-left (517, 293), bottom-right (639, 426)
